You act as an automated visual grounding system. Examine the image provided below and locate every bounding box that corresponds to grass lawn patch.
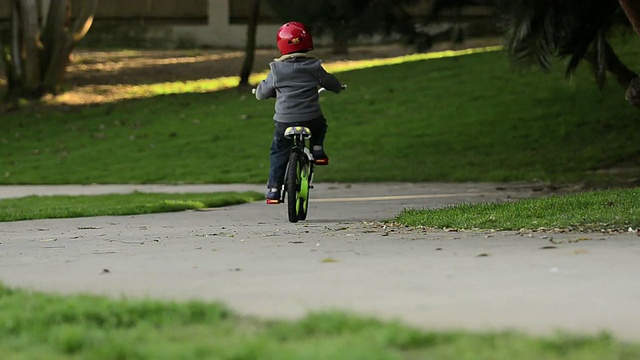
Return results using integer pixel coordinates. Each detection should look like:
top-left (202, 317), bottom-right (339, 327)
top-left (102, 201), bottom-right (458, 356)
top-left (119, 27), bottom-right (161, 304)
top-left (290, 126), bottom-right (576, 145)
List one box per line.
top-left (1, 39), bottom-right (640, 185)
top-left (1, 284), bottom-right (638, 360)
top-left (0, 191), bottom-right (263, 222)
top-left (394, 187), bottom-right (640, 231)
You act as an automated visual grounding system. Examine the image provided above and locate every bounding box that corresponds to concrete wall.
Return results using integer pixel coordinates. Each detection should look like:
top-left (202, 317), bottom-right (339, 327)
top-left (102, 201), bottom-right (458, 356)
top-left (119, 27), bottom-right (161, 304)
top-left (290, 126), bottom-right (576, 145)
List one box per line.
top-left (1, 0), bottom-right (494, 49)
top-left (0, 0), bottom-right (282, 49)
top-left (86, 0), bottom-right (207, 20)
top-left (167, 0), bottom-right (495, 49)
top-left (171, 0), bottom-right (281, 48)
top-left (0, 0), bottom-right (208, 21)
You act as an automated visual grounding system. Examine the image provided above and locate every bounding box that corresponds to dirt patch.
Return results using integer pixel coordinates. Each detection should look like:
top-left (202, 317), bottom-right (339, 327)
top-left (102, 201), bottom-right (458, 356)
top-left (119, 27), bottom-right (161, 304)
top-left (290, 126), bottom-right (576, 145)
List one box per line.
top-left (1, 44), bottom-right (416, 106)
top-left (64, 45), bottom-right (416, 87)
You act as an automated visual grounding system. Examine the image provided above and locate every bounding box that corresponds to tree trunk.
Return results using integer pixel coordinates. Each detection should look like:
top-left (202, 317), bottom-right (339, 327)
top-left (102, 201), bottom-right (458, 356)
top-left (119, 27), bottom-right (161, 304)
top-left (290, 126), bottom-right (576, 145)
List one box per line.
top-left (0, 39), bottom-right (12, 86)
top-left (603, 40), bottom-right (638, 88)
top-left (584, 36), bottom-right (638, 89)
top-left (451, 6), bottom-right (464, 45)
top-left (3, 0), bottom-right (26, 107)
top-left (41, 0), bottom-right (97, 94)
top-left (620, 0), bottom-right (640, 36)
top-left (332, 32), bottom-right (349, 55)
top-left (40, 0), bottom-right (72, 93)
top-left (9, 0), bottom-right (22, 83)
top-left (239, 0), bottom-right (260, 87)
top-left (19, 0), bottom-right (43, 97)
top-left (2, 0), bottom-right (97, 105)
top-left (618, 0), bottom-right (640, 106)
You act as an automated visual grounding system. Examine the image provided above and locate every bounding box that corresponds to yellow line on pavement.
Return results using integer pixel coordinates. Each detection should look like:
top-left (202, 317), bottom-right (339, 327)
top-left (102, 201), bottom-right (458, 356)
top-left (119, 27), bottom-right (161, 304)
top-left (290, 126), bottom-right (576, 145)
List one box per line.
top-left (313, 192), bottom-right (503, 203)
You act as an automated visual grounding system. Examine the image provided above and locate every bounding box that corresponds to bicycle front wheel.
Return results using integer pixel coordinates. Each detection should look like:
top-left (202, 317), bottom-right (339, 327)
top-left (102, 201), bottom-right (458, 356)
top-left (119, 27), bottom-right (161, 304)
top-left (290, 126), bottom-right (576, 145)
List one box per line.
top-left (297, 162), bottom-right (311, 221)
top-left (286, 151), bottom-right (303, 223)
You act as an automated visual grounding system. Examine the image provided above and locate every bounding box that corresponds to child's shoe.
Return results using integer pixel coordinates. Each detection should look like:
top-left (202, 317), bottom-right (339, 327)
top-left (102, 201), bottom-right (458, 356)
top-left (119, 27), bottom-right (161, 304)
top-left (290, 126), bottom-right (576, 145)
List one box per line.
top-left (266, 188), bottom-right (281, 204)
top-left (312, 147), bottom-right (329, 165)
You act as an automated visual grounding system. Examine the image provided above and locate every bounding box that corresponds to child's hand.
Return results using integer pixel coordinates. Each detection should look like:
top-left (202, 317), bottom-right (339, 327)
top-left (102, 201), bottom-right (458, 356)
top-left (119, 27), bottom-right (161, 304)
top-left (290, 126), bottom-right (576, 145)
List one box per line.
top-left (251, 88), bottom-right (256, 95)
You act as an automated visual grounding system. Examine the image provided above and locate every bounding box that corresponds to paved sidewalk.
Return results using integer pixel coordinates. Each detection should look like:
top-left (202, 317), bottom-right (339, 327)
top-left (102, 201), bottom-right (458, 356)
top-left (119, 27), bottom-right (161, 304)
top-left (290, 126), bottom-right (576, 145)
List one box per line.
top-left (1, 182), bottom-right (639, 340)
top-left (0, 184), bottom-right (266, 199)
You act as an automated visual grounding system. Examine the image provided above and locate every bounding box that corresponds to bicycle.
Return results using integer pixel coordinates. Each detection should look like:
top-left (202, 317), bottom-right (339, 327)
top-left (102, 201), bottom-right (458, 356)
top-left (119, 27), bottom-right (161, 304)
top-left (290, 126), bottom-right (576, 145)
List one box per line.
top-left (253, 85), bottom-right (345, 223)
top-left (281, 124), bottom-right (314, 222)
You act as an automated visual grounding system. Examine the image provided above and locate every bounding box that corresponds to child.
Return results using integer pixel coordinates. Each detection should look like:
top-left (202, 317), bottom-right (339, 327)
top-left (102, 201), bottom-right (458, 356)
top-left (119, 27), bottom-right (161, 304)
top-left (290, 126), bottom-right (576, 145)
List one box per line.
top-left (255, 21), bottom-right (343, 204)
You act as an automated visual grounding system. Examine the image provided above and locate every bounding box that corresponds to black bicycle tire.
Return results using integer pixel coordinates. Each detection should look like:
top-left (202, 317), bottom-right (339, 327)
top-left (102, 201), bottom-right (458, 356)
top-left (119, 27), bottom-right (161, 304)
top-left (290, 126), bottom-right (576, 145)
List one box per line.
top-left (286, 151), bottom-right (301, 223)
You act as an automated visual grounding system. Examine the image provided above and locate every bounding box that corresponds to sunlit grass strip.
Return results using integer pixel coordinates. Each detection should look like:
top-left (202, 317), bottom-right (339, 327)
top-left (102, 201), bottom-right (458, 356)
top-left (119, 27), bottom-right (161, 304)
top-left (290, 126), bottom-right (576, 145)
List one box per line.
top-left (323, 45), bottom-right (503, 73)
top-left (46, 73), bottom-right (270, 105)
top-left (0, 191), bottom-right (263, 222)
top-left (128, 76), bottom-right (245, 96)
top-left (394, 187), bottom-right (640, 231)
top-left (47, 46), bottom-right (503, 105)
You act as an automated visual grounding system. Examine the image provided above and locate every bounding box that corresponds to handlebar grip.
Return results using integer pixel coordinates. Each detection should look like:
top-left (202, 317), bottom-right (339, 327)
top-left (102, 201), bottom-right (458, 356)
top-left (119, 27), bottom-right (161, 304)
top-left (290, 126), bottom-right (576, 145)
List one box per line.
top-left (318, 85), bottom-right (347, 94)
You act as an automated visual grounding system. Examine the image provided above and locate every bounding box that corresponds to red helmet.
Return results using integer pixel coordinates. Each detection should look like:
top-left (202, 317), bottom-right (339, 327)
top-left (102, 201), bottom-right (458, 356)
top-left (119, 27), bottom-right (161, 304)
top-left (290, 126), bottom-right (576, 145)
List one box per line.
top-left (276, 21), bottom-right (313, 55)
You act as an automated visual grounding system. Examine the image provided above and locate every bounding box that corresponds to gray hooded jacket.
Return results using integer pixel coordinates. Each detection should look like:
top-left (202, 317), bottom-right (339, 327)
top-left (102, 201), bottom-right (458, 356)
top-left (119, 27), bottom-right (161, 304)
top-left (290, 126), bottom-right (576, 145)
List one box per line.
top-left (255, 54), bottom-right (342, 123)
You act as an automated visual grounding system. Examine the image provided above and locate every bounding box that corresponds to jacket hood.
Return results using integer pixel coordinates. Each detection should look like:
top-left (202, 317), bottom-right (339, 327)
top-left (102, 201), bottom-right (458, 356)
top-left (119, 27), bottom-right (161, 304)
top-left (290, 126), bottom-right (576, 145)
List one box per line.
top-left (274, 52), bottom-right (316, 62)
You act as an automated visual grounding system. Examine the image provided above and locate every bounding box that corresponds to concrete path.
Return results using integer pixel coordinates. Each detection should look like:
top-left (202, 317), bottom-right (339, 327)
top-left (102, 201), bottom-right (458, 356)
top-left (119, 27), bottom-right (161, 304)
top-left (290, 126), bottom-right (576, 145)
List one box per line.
top-left (1, 183), bottom-right (639, 340)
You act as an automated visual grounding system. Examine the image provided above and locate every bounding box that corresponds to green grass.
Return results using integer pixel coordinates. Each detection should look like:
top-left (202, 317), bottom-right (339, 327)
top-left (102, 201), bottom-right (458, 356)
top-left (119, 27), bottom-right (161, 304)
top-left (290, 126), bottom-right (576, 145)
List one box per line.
top-left (1, 284), bottom-right (638, 360)
top-left (3, 42), bottom-right (640, 357)
top-left (2, 40), bottom-right (640, 185)
top-left (0, 192), bottom-right (263, 222)
top-left (394, 187), bottom-right (640, 231)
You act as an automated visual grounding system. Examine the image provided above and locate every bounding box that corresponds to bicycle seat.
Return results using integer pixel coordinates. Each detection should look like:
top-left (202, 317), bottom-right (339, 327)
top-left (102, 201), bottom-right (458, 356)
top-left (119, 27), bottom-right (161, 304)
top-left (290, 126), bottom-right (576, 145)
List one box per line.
top-left (284, 126), bottom-right (312, 139)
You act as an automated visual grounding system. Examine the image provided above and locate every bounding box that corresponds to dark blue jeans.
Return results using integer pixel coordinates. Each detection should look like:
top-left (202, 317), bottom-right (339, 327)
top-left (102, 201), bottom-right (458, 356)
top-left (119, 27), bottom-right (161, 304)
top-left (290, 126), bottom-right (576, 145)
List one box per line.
top-left (268, 116), bottom-right (327, 188)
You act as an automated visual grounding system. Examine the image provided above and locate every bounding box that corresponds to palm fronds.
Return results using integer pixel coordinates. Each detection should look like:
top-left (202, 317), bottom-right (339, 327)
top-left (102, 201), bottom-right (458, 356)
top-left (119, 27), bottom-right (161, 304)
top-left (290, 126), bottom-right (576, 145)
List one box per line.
top-left (502, 0), bottom-right (628, 85)
top-left (503, 0), bottom-right (575, 70)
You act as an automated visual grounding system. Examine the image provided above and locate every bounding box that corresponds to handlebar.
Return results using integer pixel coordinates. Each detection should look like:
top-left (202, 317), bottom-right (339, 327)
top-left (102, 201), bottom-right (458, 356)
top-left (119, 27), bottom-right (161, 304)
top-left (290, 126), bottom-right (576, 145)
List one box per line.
top-left (252, 85), bottom-right (346, 95)
top-left (318, 85), bottom-right (347, 94)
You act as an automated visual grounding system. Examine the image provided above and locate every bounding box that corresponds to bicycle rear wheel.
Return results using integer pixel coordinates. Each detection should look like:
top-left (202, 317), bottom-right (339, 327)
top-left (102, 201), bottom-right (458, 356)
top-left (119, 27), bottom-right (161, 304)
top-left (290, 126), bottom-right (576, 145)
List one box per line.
top-left (286, 151), bottom-right (303, 223)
